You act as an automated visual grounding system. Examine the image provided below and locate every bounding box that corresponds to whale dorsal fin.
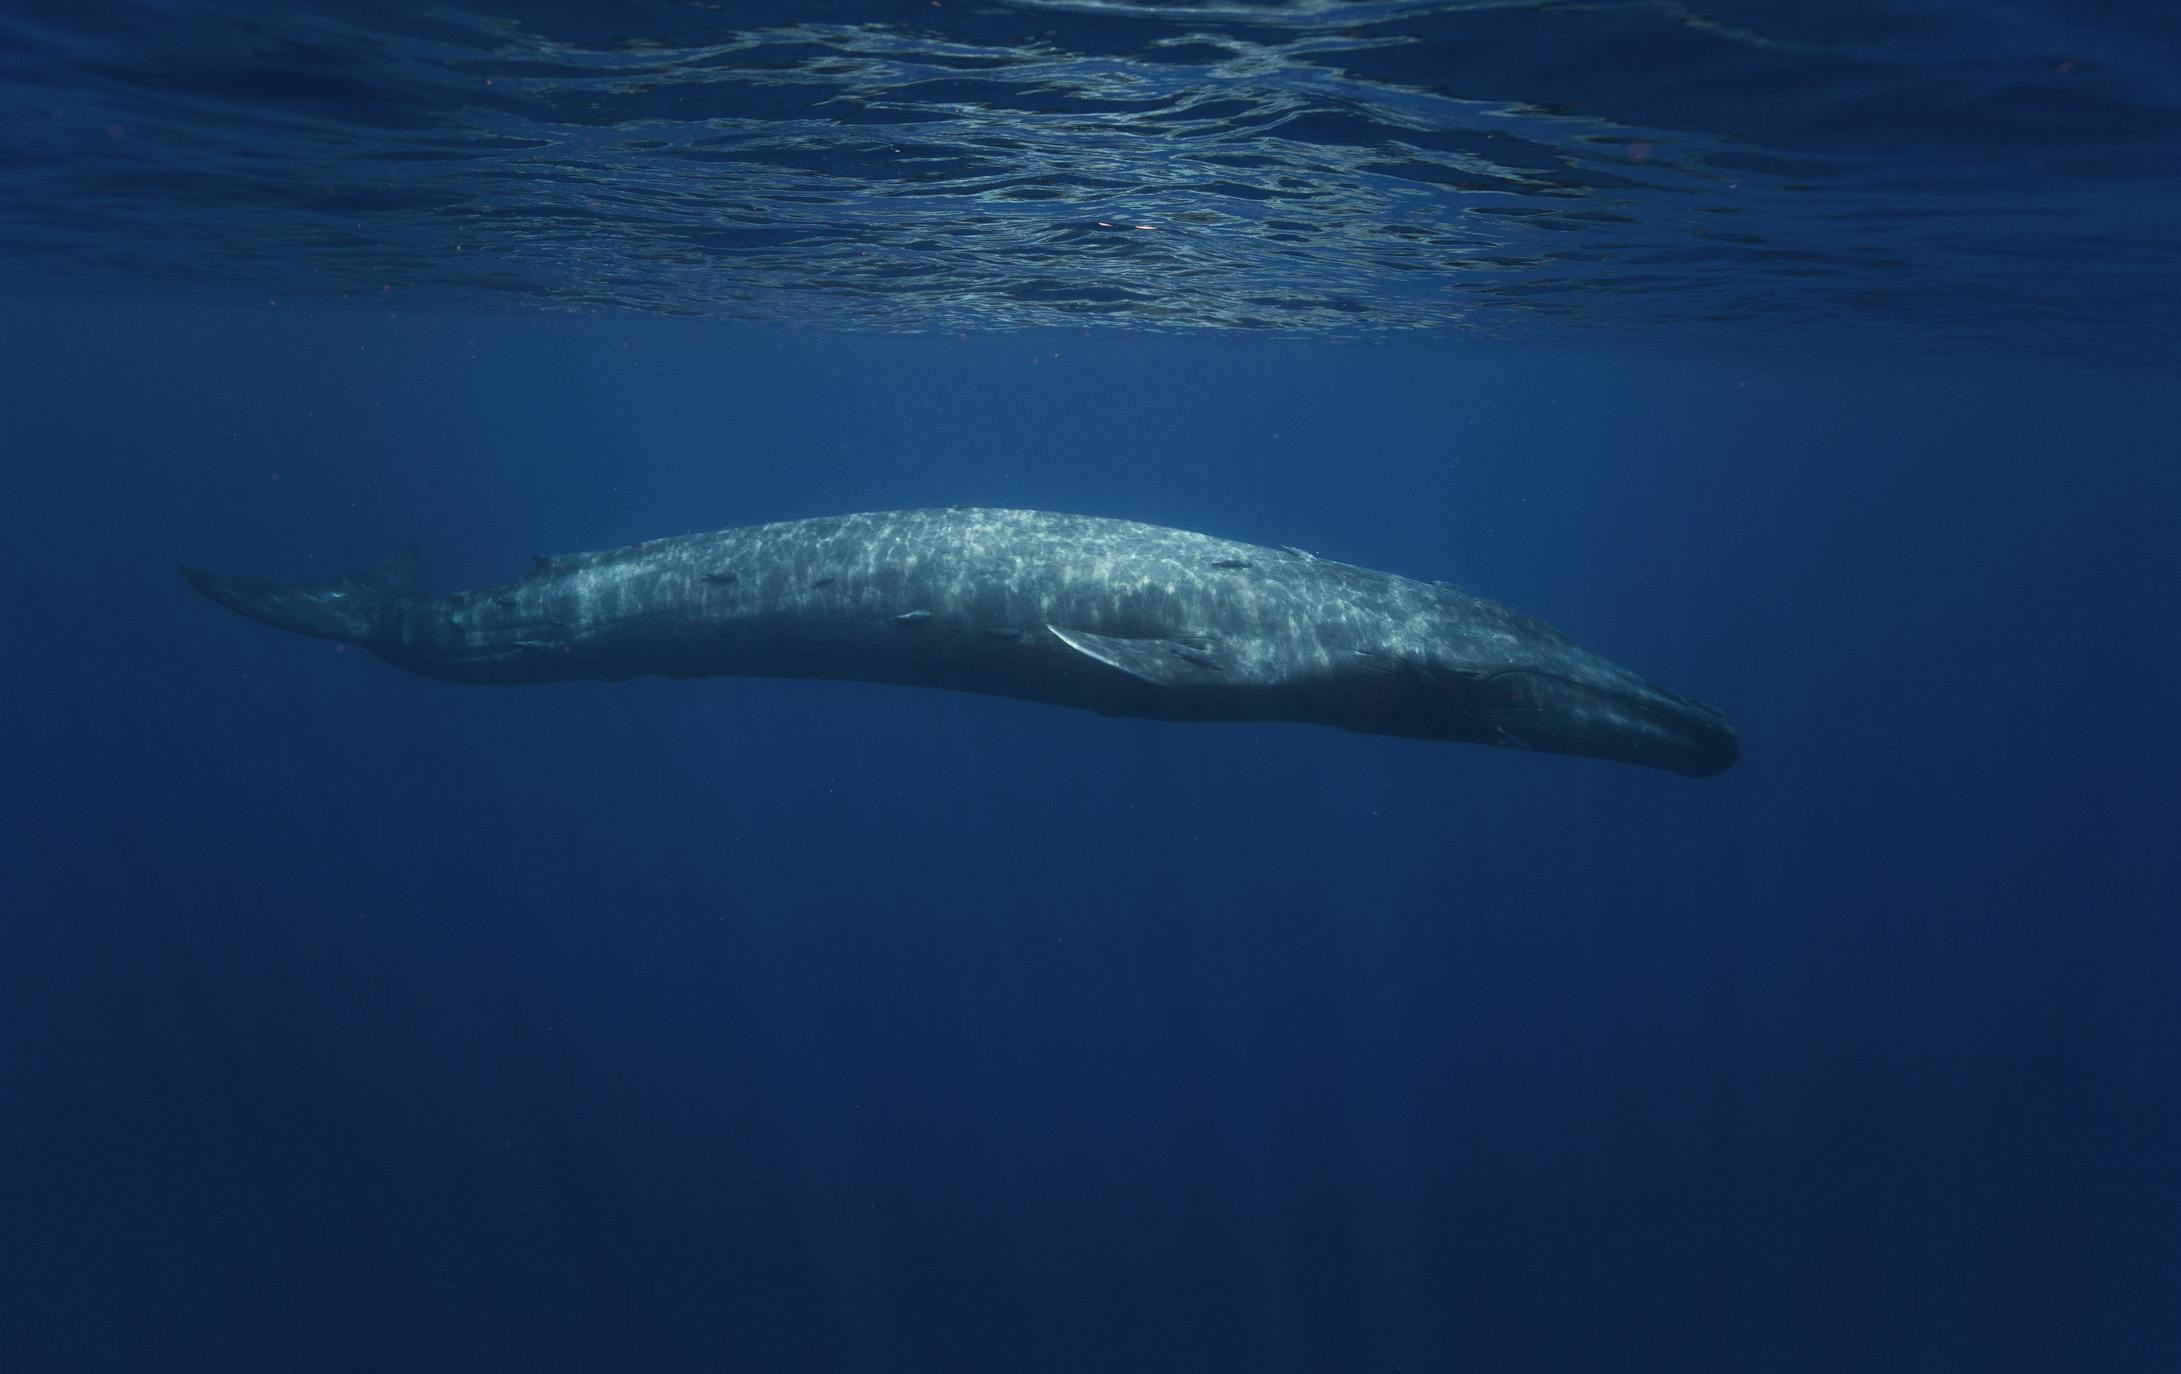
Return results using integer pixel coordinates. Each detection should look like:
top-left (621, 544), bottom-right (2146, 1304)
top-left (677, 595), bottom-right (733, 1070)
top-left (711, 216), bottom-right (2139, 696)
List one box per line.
top-left (1048, 625), bottom-right (1235, 687)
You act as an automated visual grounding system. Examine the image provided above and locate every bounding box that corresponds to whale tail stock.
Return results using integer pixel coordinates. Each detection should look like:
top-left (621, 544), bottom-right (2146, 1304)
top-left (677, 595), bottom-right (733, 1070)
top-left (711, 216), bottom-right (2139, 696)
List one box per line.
top-left (180, 546), bottom-right (419, 645)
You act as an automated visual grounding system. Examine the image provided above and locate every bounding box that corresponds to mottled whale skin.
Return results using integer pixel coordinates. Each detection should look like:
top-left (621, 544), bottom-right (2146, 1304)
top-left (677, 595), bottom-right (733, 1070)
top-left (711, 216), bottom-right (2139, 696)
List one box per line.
top-left (183, 507), bottom-right (1738, 777)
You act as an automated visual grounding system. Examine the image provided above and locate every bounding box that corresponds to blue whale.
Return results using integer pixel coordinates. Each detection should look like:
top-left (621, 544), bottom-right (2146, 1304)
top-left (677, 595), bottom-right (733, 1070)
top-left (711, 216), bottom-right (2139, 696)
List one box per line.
top-left (184, 507), bottom-right (1738, 777)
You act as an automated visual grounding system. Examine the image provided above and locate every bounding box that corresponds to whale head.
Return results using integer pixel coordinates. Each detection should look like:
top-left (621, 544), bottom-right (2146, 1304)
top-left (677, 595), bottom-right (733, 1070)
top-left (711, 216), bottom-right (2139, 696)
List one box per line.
top-left (1352, 593), bottom-right (1741, 777)
top-left (1470, 667), bottom-right (1740, 778)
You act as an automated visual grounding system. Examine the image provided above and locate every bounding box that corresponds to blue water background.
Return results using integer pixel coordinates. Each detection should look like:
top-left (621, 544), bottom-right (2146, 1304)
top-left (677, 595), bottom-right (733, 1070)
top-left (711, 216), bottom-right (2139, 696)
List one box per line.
top-left (3, 2), bottom-right (2179, 1371)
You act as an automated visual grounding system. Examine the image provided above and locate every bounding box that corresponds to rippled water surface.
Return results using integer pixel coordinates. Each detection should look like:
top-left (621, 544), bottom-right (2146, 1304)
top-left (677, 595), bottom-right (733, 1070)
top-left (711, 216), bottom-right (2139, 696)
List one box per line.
top-left (4, 1), bottom-right (2178, 346)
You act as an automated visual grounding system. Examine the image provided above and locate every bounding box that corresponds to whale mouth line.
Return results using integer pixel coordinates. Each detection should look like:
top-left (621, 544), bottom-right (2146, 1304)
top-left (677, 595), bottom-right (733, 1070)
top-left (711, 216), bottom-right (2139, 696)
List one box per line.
top-left (1480, 667), bottom-right (1740, 777)
top-left (1483, 667), bottom-right (1729, 722)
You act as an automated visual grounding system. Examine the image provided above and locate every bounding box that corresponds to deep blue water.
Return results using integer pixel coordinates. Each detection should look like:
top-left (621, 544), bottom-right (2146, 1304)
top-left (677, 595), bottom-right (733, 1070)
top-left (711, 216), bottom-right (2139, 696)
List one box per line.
top-left (3, 4), bottom-right (2178, 1373)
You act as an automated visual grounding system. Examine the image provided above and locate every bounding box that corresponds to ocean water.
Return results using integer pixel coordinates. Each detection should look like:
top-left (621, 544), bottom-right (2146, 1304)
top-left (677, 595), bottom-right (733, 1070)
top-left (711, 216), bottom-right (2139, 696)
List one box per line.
top-left (2, 3), bottom-right (2176, 1372)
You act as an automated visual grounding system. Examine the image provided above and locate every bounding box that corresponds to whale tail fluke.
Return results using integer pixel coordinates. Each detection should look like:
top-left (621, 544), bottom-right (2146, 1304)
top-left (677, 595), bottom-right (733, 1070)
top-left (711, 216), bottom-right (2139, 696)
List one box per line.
top-left (181, 546), bottom-right (418, 644)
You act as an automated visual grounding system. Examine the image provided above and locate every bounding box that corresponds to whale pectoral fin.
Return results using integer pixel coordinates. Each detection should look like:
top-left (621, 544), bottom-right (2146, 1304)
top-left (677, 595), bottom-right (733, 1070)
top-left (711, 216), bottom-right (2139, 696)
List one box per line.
top-left (1349, 648), bottom-right (1402, 679)
top-left (1048, 625), bottom-right (1235, 688)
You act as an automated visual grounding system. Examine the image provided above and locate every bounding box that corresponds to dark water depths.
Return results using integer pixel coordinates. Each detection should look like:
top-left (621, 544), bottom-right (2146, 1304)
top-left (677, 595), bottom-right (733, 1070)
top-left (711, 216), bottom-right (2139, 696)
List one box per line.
top-left (5, 0), bottom-right (2179, 347)
top-left (3, 5), bottom-right (2178, 1372)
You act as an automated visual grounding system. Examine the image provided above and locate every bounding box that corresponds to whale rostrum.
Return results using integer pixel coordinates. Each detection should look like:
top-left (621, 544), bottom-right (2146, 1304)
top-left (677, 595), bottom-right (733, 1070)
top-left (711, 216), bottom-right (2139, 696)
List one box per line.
top-left (183, 507), bottom-right (1739, 777)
